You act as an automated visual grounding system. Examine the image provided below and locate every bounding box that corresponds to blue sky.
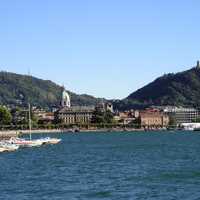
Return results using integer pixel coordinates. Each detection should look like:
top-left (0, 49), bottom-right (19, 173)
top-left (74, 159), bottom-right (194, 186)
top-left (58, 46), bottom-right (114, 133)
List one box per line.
top-left (0, 0), bottom-right (200, 99)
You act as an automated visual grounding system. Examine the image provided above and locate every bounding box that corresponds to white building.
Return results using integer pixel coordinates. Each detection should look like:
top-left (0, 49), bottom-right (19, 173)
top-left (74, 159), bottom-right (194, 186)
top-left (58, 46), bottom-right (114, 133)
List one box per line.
top-left (163, 106), bottom-right (199, 125)
top-left (61, 88), bottom-right (71, 108)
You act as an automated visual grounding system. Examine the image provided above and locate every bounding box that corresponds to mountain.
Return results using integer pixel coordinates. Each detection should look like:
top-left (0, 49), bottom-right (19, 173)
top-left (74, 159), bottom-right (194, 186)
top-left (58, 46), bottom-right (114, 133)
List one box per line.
top-left (0, 71), bottom-right (104, 109)
top-left (2, 64), bottom-right (199, 112)
top-left (123, 64), bottom-right (200, 109)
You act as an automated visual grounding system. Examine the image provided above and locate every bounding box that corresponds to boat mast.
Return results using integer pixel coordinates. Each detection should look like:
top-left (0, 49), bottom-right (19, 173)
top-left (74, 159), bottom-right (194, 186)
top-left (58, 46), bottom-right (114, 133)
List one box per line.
top-left (28, 103), bottom-right (32, 140)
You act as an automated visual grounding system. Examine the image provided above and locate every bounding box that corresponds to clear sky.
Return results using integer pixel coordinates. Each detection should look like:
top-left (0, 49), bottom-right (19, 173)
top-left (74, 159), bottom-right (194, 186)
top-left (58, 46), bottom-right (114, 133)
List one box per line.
top-left (0, 0), bottom-right (200, 99)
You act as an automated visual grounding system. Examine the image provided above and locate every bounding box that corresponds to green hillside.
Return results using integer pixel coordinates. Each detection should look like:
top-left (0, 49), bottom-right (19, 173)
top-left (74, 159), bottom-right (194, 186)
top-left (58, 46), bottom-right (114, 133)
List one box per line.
top-left (0, 71), bottom-right (103, 109)
top-left (2, 65), bottom-right (199, 111)
top-left (125, 66), bottom-right (200, 109)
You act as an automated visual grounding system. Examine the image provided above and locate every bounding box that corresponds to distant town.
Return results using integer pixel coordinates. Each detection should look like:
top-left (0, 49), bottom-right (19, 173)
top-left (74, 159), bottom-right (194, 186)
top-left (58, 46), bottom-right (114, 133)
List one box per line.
top-left (0, 85), bottom-right (200, 133)
top-left (1, 60), bottom-right (200, 133)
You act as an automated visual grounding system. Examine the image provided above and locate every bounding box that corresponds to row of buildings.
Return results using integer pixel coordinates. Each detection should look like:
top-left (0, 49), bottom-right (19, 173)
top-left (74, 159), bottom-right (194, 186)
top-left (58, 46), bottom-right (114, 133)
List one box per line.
top-left (114, 106), bottom-right (199, 128)
top-left (32, 88), bottom-right (200, 128)
top-left (33, 89), bottom-right (113, 125)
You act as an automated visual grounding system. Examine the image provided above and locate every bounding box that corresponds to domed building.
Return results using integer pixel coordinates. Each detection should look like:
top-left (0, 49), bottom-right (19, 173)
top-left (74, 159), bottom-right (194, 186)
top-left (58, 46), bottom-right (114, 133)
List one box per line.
top-left (55, 87), bottom-right (95, 125)
top-left (61, 89), bottom-right (71, 108)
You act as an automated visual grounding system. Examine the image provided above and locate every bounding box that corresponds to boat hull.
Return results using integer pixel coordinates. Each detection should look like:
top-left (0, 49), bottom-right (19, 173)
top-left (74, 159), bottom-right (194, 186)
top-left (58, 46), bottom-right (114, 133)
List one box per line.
top-left (8, 137), bottom-right (43, 147)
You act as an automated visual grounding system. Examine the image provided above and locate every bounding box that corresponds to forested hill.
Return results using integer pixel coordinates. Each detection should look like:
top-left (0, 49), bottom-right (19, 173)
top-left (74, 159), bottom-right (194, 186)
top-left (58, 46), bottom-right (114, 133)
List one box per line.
top-left (125, 66), bottom-right (200, 108)
top-left (0, 71), bottom-right (103, 109)
top-left (2, 65), bottom-right (200, 111)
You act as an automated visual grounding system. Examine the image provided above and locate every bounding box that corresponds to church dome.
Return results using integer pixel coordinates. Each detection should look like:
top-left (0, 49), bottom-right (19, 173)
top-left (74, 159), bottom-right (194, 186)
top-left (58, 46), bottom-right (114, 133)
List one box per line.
top-left (61, 89), bottom-right (71, 108)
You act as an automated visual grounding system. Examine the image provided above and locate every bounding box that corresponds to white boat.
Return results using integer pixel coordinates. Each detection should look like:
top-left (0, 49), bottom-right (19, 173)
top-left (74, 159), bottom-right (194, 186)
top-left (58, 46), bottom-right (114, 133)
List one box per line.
top-left (10, 103), bottom-right (44, 148)
top-left (0, 141), bottom-right (19, 152)
top-left (26, 103), bottom-right (62, 146)
top-left (180, 123), bottom-right (200, 131)
top-left (25, 140), bottom-right (43, 147)
top-left (6, 104), bottom-right (61, 149)
top-left (0, 147), bottom-right (7, 152)
top-left (48, 138), bottom-right (61, 144)
top-left (8, 137), bottom-right (43, 147)
top-left (36, 137), bottom-right (62, 145)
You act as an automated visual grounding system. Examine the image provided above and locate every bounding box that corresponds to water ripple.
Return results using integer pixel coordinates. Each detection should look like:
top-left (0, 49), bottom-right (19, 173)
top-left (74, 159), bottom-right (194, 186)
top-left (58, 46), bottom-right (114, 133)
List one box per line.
top-left (0, 132), bottom-right (200, 199)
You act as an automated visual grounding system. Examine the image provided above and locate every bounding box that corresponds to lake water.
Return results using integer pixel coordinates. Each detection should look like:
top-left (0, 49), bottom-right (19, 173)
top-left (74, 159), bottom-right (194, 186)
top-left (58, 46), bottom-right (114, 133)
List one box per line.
top-left (1, 131), bottom-right (200, 200)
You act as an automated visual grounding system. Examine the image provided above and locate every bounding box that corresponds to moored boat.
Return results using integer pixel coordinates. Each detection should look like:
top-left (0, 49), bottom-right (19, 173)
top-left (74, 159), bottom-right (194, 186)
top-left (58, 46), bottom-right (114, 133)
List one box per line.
top-left (47, 138), bottom-right (61, 144)
top-left (36, 137), bottom-right (62, 145)
top-left (0, 141), bottom-right (19, 152)
top-left (8, 137), bottom-right (43, 147)
top-left (0, 147), bottom-right (7, 152)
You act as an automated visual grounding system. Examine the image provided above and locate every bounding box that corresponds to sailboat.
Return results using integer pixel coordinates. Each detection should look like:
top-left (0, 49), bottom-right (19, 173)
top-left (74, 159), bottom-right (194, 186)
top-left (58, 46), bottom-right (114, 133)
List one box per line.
top-left (8, 104), bottom-right (43, 147)
top-left (26, 103), bottom-right (62, 146)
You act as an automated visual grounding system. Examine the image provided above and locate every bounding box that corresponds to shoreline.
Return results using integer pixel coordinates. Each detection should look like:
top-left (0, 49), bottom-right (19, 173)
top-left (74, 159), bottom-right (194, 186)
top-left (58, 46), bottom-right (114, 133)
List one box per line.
top-left (0, 127), bottom-right (171, 138)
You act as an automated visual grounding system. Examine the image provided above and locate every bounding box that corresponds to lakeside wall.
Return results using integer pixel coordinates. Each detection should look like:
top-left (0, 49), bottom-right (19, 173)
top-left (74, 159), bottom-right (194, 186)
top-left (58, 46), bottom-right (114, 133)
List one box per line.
top-left (0, 129), bottom-right (64, 139)
top-left (0, 127), bottom-right (166, 138)
top-left (0, 131), bottom-right (19, 139)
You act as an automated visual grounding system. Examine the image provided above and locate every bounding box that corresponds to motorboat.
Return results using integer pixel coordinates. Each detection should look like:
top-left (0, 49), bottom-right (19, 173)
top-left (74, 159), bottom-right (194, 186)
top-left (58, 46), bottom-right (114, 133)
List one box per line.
top-left (48, 138), bottom-right (61, 144)
top-left (0, 141), bottom-right (19, 152)
top-left (8, 137), bottom-right (43, 147)
top-left (36, 137), bottom-right (62, 145)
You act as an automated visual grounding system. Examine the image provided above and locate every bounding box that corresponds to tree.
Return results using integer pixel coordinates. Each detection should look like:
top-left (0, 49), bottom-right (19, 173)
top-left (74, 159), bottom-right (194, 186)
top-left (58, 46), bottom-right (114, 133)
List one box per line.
top-left (192, 117), bottom-right (200, 123)
top-left (104, 111), bottom-right (114, 123)
top-left (0, 106), bottom-right (12, 125)
top-left (91, 108), bottom-right (105, 123)
top-left (169, 116), bottom-right (176, 126)
top-left (129, 117), bottom-right (141, 128)
top-left (91, 108), bottom-right (114, 124)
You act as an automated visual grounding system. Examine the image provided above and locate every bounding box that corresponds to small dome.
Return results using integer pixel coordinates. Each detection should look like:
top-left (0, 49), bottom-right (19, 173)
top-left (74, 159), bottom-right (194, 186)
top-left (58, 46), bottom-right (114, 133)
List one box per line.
top-left (62, 90), bottom-right (70, 101)
top-left (61, 89), bottom-right (71, 108)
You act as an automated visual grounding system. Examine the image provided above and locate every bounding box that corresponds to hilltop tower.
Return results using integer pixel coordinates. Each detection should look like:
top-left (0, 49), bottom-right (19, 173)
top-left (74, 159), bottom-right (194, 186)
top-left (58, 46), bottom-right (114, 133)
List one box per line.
top-left (61, 87), bottom-right (71, 108)
top-left (197, 60), bottom-right (200, 68)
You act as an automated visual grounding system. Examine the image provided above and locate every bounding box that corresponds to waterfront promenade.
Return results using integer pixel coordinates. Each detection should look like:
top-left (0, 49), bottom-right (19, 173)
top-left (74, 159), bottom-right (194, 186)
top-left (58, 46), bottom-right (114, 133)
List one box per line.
top-left (0, 129), bottom-right (62, 138)
top-left (0, 127), bottom-right (169, 138)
